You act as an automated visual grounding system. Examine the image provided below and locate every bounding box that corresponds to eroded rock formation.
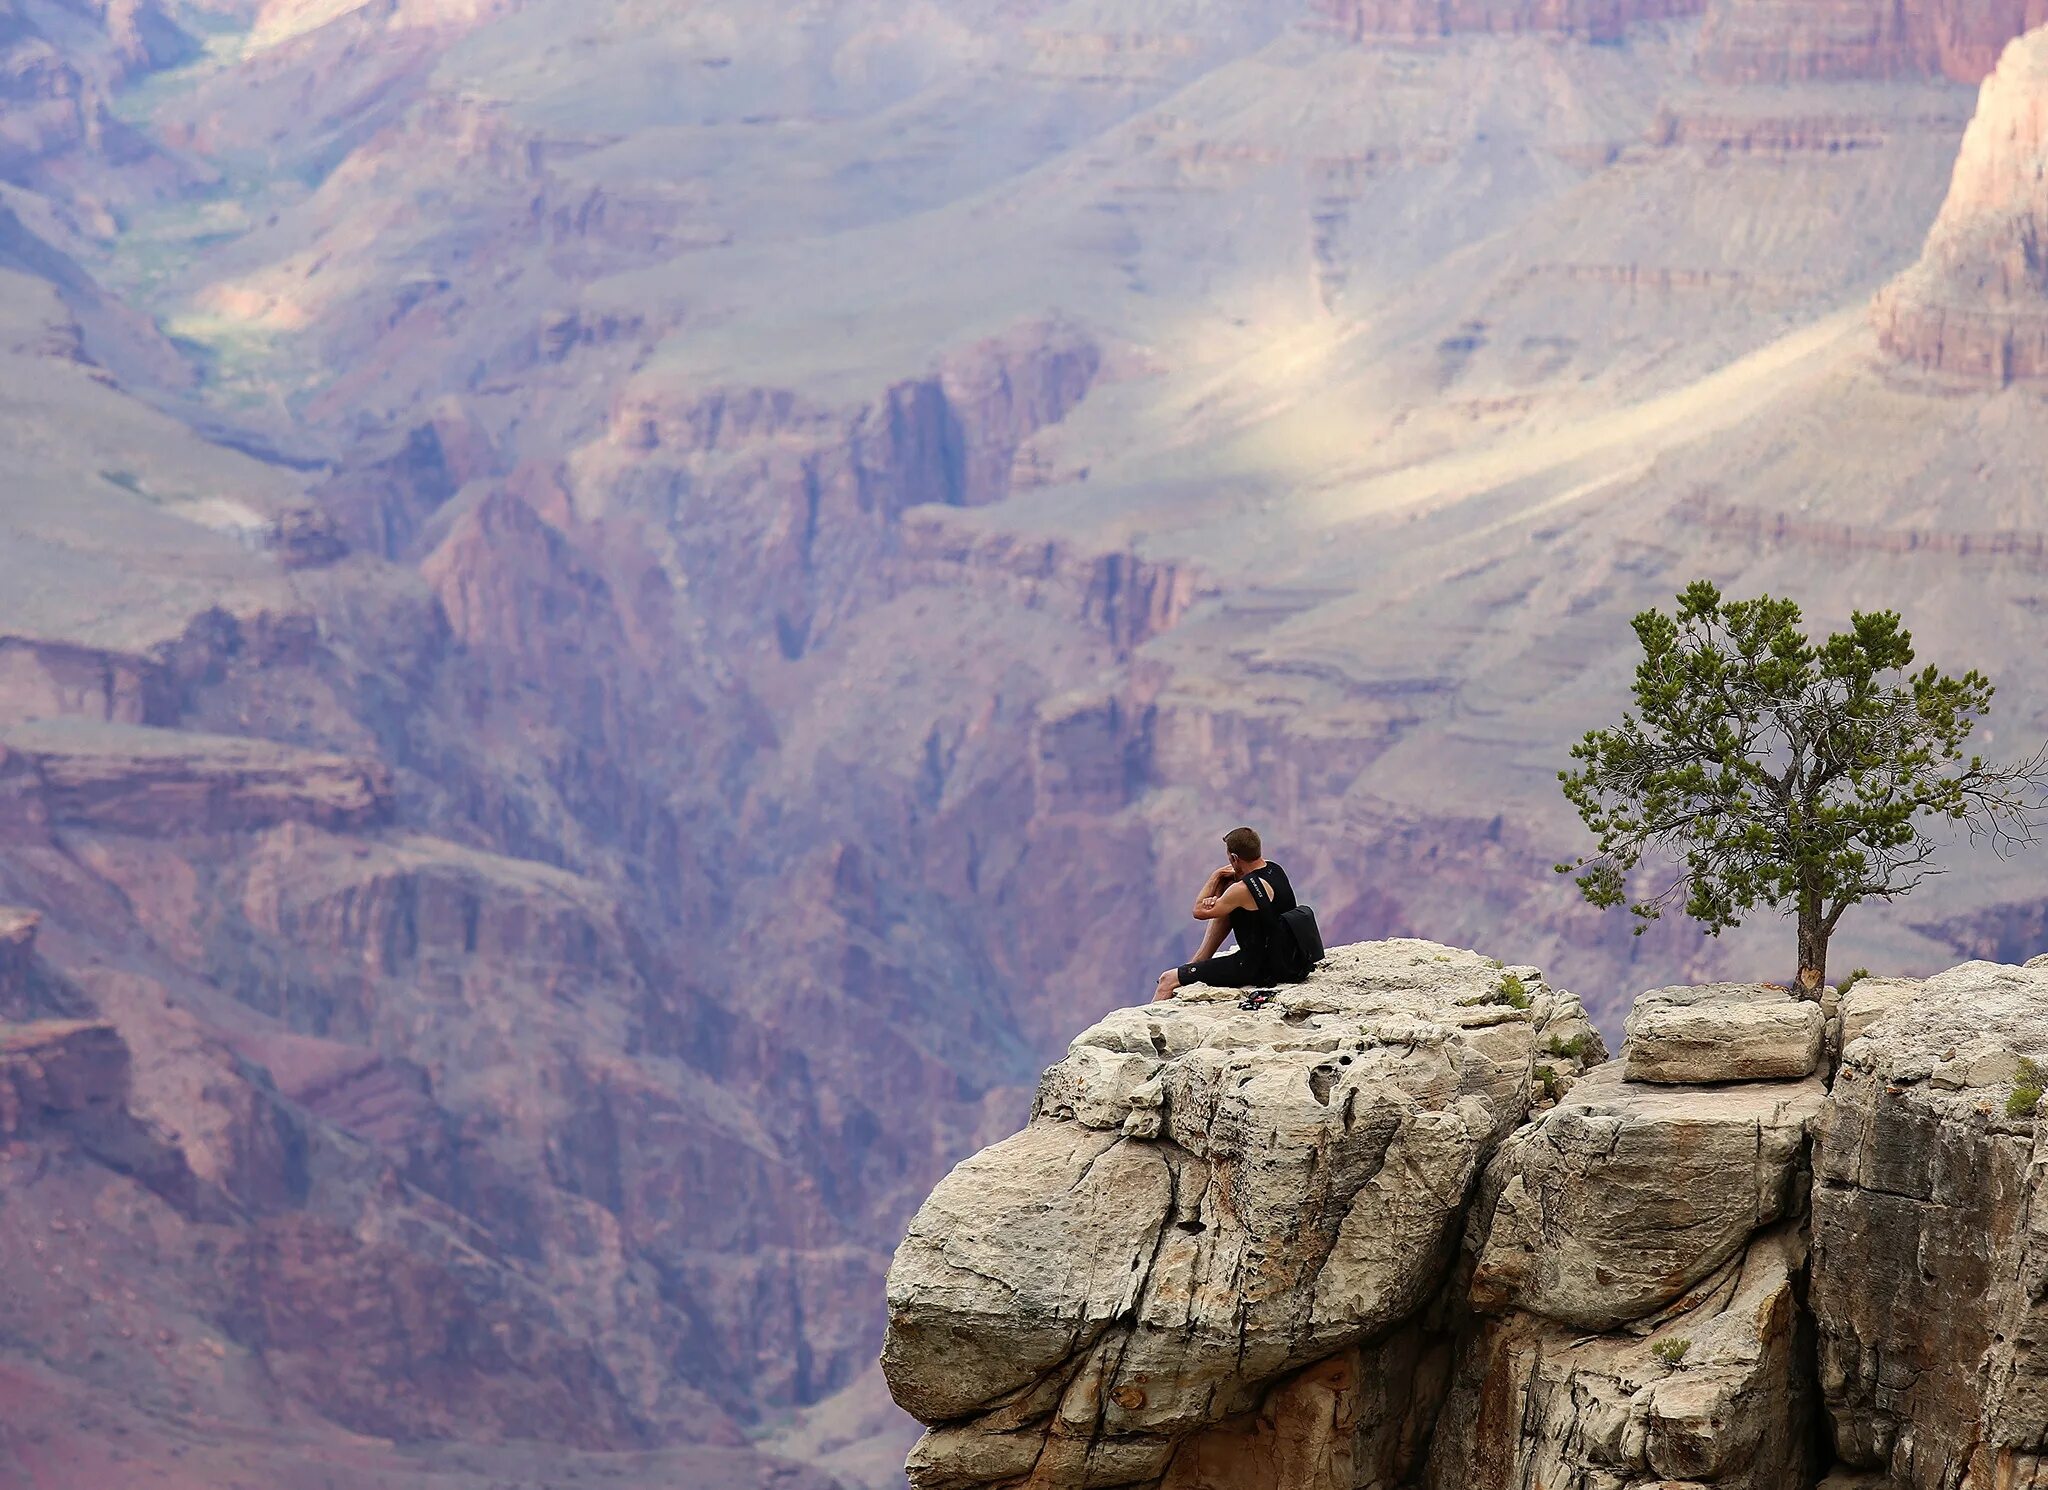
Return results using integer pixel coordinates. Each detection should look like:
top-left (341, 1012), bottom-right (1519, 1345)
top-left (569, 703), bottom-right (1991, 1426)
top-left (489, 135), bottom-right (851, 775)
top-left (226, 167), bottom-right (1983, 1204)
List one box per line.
top-left (883, 940), bottom-right (1606, 1488)
top-left (1312, 0), bottom-right (1703, 42)
top-left (1875, 26), bottom-right (2048, 382)
top-left (884, 947), bottom-right (2048, 1490)
top-left (1814, 961), bottom-right (2048, 1488)
top-left (1699, 0), bottom-right (2048, 84)
top-left (6, 0), bottom-right (2048, 1483)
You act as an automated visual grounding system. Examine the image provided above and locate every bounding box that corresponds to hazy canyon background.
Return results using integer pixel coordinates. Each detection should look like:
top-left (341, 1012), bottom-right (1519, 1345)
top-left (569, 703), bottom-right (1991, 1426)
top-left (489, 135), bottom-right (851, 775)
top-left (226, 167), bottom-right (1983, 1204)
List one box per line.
top-left (0, 0), bottom-right (2045, 1484)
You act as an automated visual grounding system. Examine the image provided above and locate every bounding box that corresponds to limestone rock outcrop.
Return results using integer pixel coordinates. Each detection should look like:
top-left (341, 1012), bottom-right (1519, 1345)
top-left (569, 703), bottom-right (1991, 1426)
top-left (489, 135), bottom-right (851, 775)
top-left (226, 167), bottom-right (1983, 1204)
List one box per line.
top-left (1812, 959), bottom-right (2048, 1489)
top-left (1468, 1061), bottom-right (1824, 1329)
top-left (1839, 976), bottom-right (1923, 1047)
top-left (0, 1016), bottom-right (196, 1207)
top-left (1430, 1223), bottom-right (1816, 1490)
top-left (0, 720), bottom-right (394, 833)
top-left (0, 1019), bottom-right (130, 1137)
top-left (1874, 27), bottom-right (2048, 382)
top-left (885, 946), bottom-right (2048, 1490)
top-left (1624, 982), bottom-right (1826, 1083)
top-left (882, 940), bottom-right (1602, 1488)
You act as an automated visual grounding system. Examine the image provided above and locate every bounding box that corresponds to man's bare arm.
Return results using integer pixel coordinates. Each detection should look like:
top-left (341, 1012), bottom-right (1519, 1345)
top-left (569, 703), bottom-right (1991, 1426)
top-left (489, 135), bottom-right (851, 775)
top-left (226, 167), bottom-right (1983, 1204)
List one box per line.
top-left (1191, 865), bottom-right (1236, 917)
top-left (1193, 882), bottom-right (1254, 921)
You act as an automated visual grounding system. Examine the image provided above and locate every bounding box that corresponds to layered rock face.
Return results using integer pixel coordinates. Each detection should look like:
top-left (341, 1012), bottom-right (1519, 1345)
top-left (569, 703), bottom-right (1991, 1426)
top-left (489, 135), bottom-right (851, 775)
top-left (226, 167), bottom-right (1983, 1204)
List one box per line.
top-left (11, 0), bottom-right (2048, 1482)
top-left (1313, 0), bottom-right (1703, 42)
top-left (886, 950), bottom-right (2048, 1490)
top-left (1875, 27), bottom-right (2048, 382)
top-left (1814, 961), bottom-right (2048, 1488)
top-left (1698, 0), bottom-right (2048, 84)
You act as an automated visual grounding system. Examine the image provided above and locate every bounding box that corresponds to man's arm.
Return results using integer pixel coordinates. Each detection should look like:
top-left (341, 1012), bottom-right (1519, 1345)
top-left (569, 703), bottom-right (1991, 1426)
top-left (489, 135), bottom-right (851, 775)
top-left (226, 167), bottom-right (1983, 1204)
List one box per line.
top-left (1193, 882), bottom-right (1254, 920)
top-left (1190, 865), bottom-right (1234, 918)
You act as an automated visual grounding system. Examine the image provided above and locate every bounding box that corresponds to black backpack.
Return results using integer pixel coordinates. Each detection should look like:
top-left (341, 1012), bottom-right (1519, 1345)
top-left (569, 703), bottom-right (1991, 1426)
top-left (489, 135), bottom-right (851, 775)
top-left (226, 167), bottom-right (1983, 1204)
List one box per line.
top-left (1245, 870), bottom-right (1325, 980)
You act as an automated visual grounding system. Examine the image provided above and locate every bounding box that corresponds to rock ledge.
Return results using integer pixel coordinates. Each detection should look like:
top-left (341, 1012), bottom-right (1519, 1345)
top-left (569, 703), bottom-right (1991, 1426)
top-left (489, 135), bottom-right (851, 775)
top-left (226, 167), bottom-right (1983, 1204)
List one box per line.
top-left (884, 943), bottom-right (2048, 1490)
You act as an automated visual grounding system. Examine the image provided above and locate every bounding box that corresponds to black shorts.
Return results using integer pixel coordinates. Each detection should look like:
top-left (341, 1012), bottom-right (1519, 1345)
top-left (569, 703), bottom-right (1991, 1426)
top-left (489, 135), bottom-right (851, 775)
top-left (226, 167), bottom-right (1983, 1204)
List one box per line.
top-left (1176, 954), bottom-right (1280, 989)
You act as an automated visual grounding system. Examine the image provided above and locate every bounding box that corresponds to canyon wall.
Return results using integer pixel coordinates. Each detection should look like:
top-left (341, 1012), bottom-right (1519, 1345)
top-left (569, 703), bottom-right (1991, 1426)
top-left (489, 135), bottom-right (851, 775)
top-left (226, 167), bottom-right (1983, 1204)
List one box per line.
top-left (1699, 0), bottom-right (2048, 84)
top-left (0, 0), bottom-right (2043, 1485)
top-left (1316, 0), bottom-right (2047, 70)
top-left (1312, 0), bottom-right (1703, 41)
top-left (884, 944), bottom-right (2048, 1490)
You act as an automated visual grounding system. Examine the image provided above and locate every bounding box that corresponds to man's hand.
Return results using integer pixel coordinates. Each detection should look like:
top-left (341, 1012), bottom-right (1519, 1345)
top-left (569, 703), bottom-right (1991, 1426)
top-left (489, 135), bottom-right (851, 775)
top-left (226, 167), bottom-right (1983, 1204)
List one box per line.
top-left (1196, 895), bottom-right (1222, 916)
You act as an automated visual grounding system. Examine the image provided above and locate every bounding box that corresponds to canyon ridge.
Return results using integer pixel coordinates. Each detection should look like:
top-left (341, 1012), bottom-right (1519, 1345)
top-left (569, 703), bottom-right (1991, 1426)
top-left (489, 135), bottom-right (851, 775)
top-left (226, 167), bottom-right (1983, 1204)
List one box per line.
top-left (1, 1), bottom-right (2048, 1486)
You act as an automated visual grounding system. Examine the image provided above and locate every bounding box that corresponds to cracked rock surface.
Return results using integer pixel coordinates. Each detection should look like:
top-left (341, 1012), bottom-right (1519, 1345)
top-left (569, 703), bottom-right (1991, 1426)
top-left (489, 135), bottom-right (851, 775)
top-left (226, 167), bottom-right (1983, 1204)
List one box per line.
top-left (1469, 1061), bottom-right (1824, 1330)
top-left (882, 943), bottom-right (2048, 1490)
top-left (1812, 960), bottom-right (2048, 1490)
top-left (1624, 983), bottom-right (1826, 1084)
top-left (1430, 1222), bottom-right (1816, 1490)
top-left (882, 940), bottom-right (1598, 1487)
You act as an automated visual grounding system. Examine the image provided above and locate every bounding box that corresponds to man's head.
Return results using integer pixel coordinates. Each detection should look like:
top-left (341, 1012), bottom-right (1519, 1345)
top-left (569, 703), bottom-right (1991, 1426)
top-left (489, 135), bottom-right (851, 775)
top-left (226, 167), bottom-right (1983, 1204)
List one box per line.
top-left (1223, 826), bottom-right (1262, 870)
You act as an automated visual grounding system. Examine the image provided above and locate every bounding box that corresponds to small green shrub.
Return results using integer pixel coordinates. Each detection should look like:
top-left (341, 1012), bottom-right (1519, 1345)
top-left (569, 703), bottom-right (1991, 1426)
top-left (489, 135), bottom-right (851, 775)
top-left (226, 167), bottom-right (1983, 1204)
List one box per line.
top-left (1546, 1033), bottom-right (1592, 1061)
top-left (1838, 967), bottom-right (1874, 994)
top-left (1533, 1064), bottom-right (1561, 1102)
top-left (1651, 1338), bottom-right (1691, 1368)
top-left (2009, 1057), bottom-right (2044, 1119)
top-left (1493, 972), bottom-right (1531, 1009)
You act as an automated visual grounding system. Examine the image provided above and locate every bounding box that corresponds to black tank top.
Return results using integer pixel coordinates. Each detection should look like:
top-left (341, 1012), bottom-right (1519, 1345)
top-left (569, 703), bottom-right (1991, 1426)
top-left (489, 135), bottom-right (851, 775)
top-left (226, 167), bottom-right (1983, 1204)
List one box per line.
top-left (1229, 863), bottom-right (1296, 971)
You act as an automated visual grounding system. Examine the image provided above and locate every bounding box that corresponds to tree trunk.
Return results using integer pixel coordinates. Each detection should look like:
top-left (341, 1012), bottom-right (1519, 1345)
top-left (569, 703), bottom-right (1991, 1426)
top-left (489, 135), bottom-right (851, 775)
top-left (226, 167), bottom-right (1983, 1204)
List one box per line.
top-left (1795, 894), bottom-right (1828, 1000)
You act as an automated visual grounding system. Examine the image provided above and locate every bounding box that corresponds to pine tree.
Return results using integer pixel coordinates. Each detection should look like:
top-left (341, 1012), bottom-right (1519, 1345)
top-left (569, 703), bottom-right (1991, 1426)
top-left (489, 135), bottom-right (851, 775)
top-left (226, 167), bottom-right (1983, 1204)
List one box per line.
top-left (1559, 581), bottom-right (2048, 995)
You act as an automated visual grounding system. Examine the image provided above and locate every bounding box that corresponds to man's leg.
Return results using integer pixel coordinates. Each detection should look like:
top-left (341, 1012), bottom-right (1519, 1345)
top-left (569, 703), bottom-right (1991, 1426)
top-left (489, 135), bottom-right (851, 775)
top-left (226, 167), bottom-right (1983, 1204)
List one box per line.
top-left (1160, 877), bottom-right (1233, 1001)
top-left (1156, 952), bottom-right (1217, 1001)
top-left (1158, 953), bottom-right (1265, 1001)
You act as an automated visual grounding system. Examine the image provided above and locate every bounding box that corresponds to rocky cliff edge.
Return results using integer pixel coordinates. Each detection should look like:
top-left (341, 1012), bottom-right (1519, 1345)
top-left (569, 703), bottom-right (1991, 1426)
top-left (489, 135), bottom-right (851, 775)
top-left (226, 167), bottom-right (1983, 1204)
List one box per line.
top-left (882, 937), bottom-right (2048, 1490)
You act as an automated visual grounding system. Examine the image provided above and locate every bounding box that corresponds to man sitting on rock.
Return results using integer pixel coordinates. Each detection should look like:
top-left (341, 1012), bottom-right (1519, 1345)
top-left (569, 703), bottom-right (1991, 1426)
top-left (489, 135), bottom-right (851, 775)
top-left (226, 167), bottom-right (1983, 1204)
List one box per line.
top-left (1153, 826), bottom-right (1303, 1001)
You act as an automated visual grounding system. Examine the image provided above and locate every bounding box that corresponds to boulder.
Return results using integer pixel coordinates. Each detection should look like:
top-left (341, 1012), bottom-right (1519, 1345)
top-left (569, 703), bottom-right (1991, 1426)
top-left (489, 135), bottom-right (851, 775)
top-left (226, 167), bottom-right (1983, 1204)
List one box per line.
top-left (1810, 960), bottom-right (2048, 1490)
top-left (881, 940), bottom-right (1598, 1489)
top-left (1469, 1060), bottom-right (1824, 1330)
top-left (1837, 977), bottom-right (1922, 1051)
top-left (1624, 983), bottom-right (1825, 1084)
top-left (1427, 1224), bottom-right (1815, 1490)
